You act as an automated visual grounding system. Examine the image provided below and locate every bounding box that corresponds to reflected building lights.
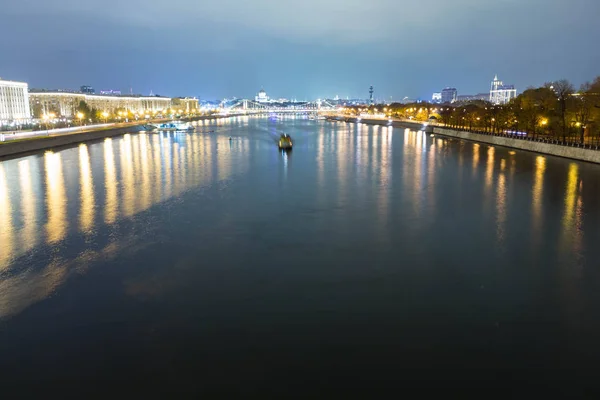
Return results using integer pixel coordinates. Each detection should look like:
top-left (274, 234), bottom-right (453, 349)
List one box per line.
top-left (317, 129), bottom-right (325, 189)
top-left (44, 151), bottom-right (67, 244)
top-left (152, 135), bottom-right (162, 202)
top-left (18, 160), bottom-right (38, 254)
top-left (79, 144), bottom-right (95, 233)
top-left (562, 163), bottom-right (579, 234)
top-left (163, 134), bottom-right (173, 198)
top-left (173, 142), bottom-right (181, 194)
top-left (428, 137), bottom-right (437, 210)
top-left (413, 131), bottom-right (423, 216)
top-left (532, 156), bottom-right (546, 237)
top-left (0, 163), bottom-right (14, 269)
top-left (131, 134), bottom-right (142, 212)
top-left (139, 134), bottom-right (152, 211)
top-left (485, 147), bottom-right (495, 188)
top-left (104, 138), bottom-right (118, 224)
top-left (472, 143), bottom-right (480, 176)
top-left (496, 172), bottom-right (507, 247)
top-left (121, 134), bottom-right (135, 217)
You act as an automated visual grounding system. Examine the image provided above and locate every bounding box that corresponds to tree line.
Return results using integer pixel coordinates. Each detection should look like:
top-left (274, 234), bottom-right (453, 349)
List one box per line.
top-left (347, 76), bottom-right (600, 145)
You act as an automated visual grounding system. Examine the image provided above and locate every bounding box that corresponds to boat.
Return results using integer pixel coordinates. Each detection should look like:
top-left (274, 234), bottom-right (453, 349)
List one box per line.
top-left (154, 122), bottom-right (193, 131)
top-left (278, 133), bottom-right (293, 150)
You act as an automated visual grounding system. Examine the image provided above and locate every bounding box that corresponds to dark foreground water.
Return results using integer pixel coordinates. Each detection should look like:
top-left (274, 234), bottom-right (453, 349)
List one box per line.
top-left (1, 116), bottom-right (600, 395)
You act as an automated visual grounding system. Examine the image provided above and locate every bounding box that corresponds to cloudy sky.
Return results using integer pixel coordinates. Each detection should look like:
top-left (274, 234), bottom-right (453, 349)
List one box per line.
top-left (1, 0), bottom-right (599, 100)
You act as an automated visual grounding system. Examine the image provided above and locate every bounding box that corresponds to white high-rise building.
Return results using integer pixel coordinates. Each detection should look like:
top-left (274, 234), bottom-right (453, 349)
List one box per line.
top-left (255, 89), bottom-right (269, 103)
top-left (490, 75), bottom-right (517, 105)
top-left (0, 78), bottom-right (31, 126)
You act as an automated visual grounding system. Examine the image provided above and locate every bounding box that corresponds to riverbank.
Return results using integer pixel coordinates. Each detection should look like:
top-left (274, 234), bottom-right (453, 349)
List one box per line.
top-left (0, 124), bottom-right (156, 159)
top-left (432, 127), bottom-right (600, 164)
top-left (0, 113), bottom-right (242, 159)
top-left (326, 115), bottom-right (600, 164)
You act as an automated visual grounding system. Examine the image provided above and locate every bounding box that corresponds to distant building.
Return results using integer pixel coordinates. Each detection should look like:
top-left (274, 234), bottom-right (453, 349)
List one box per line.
top-left (80, 85), bottom-right (95, 94)
top-left (0, 78), bottom-right (31, 126)
top-left (456, 93), bottom-right (490, 103)
top-left (489, 75), bottom-right (516, 105)
top-left (100, 90), bottom-right (121, 95)
top-left (369, 86), bottom-right (374, 105)
top-left (171, 97), bottom-right (199, 113)
top-left (441, 87), bottom-right (458, 104)
top-left (29, 91), bottom-right (171, 118)
top-left (255, 89), bottom-right (269, 103)
top-left (432, 92), bottom-right (442, 103)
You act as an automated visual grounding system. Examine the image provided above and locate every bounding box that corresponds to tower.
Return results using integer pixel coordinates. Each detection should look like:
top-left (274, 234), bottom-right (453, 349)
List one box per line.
top-left (491, 75), bottom-right (502, 92)
top-left (369, 85), bottom-right (374, 105)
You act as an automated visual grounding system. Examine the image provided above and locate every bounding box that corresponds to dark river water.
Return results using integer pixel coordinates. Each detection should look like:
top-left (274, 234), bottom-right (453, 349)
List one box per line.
top-left (1, 116), bottom-right (600, 395)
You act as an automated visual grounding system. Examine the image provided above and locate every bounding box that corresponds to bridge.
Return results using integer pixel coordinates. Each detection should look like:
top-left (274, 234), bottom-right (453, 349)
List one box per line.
top-left (220, 99), bottom-right (338, 114)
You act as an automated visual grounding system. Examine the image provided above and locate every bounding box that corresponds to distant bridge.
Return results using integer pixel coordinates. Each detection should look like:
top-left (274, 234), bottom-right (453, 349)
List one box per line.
top-left (220, 99), bottom-right (338, 114)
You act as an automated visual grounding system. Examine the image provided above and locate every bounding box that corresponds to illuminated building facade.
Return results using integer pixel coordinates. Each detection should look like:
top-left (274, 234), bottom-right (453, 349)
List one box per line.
top-left (29, 91), bottom-right (172, 117)
top-left (255, 89), bottom-right (269, 103)
top-left (441, 87), bottom-right (458, 104)
top-left (489, 75), bottom-right (517, 105)
top-left (171, 97), bottom-right (199, 113)
top-left (0, 78), bottom-right (31, 126)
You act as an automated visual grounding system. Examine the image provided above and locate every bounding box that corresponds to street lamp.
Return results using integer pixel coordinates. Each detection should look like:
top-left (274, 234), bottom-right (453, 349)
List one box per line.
top-left (102, 111), bottom-right (109, 123)
top-left (77, 112), bottom-right (84, 126)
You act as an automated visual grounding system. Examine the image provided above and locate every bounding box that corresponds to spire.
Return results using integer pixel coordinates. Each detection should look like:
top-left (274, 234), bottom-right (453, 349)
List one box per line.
top-left (494, 74), bottom-right (498, 81)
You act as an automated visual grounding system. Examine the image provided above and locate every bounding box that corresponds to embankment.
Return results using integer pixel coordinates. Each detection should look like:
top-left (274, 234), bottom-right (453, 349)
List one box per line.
top-left (0, 124), bottom-right (154, 159)
top-left (433, 127), bottom-right (600, 164)
top-left (325, 116), bottom-right (600, 164)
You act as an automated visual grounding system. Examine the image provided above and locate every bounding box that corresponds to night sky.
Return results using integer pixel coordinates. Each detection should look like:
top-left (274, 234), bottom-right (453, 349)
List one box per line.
top-left (2, 0), bottom-right (599, 100)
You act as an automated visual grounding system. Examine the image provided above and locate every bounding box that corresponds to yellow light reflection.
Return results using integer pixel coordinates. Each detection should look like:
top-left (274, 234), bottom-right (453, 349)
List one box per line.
top-left (44, 151), bottom-right (67, 244)
top-left (120, 134), bottom-right (135, 217)
top-left (532, 156), bottom-right (546, 235)
top-left (496, 172), bottom-right (506, 246)
top-left (131, 134), bottom-right (142, 212)
top-left (152, 135), bottom-right (162, 202)
top-left (0, 163), bottom-right (14, 269)
top-left (485, 147), bottom-right (495, 188)
top-left (562, 163), bottom-right (579, 232)
top-left (413, 131), bottom-right (423, 216)
top-left (428, 136), bottom-right (437, 209)
top-left (472, 143), bottom-right (480, 176)
top-left (104, 138), bottom-right (118, 224)
top-left (173, 142), bottom-right (181, 193)
top-left (79, 144), bottom-right (95, 233)
top-left (163, 134), bottom-right (173, 199)
top-left (18, 160), bottom-right (38, 254)
top-left (139, 134), bottom-right (151, 211)
top-left (317, 127), bottom-right (325, 189)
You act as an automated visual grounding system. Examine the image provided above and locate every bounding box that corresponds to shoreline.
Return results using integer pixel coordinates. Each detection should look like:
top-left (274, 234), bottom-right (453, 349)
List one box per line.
top-left (326, 116), bottom-right (600, 165)
top-left (0, 114), bottom-right (236, 159)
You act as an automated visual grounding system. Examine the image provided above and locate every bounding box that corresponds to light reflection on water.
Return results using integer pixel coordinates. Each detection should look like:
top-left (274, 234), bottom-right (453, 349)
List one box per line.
top-left (0, 125), bottom-right (251, 318)
top-left (0, 117), bottom-right (599, 322)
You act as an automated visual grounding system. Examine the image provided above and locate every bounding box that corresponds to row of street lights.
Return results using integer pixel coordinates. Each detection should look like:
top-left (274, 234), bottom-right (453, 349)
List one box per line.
top-left (40, 108), bottom-right (203, 128)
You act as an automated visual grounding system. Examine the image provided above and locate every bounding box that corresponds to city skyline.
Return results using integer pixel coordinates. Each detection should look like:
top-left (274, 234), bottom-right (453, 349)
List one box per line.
top-left (1, 0), bottom-right (599, 100)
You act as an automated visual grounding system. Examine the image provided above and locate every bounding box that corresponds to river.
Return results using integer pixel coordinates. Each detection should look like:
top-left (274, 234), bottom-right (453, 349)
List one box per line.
top-left (1, 115), bottom-right (599, 394)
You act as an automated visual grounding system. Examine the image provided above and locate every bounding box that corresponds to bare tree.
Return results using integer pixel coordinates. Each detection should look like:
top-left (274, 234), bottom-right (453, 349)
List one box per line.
top-left (571, 83), bottom-right (595, 143)
top-left (547, 80), bottom-right (575, 141)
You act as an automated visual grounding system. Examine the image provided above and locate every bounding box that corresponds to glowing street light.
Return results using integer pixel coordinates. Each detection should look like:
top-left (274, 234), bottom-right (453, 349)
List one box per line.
top-left (77, 112), bottom-right (84, 126)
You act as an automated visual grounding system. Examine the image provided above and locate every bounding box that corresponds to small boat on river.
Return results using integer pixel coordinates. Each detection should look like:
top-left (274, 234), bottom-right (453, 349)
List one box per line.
top-left (278, 134), bottom-right (293, 150)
